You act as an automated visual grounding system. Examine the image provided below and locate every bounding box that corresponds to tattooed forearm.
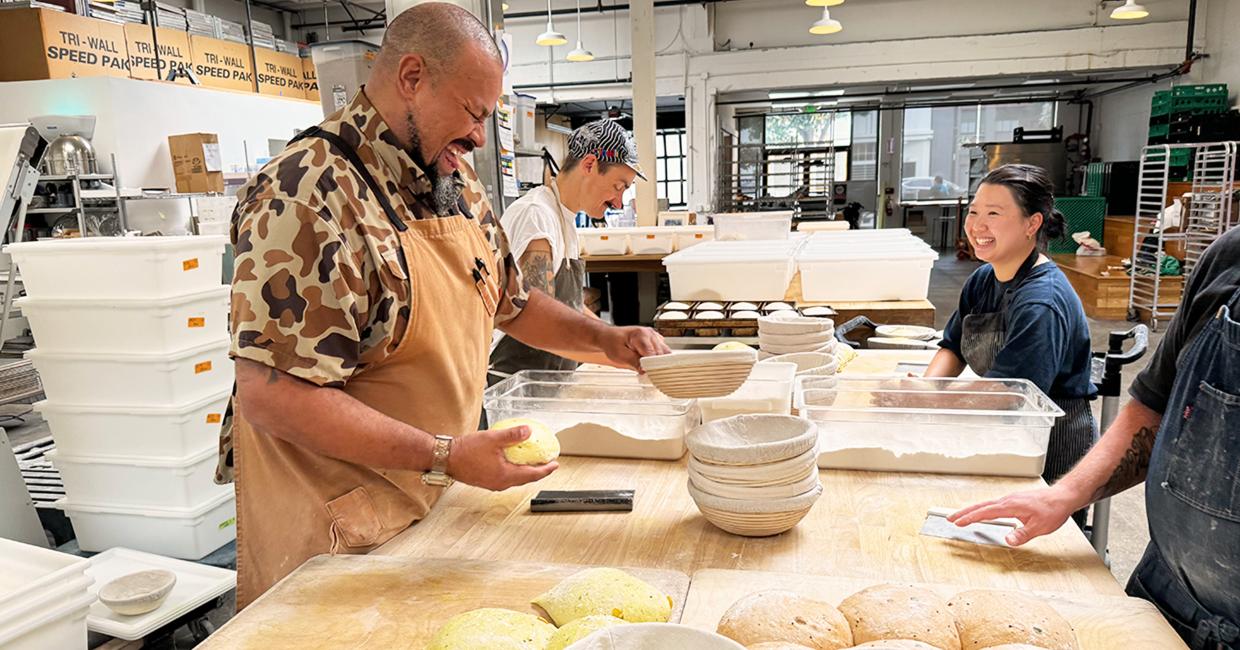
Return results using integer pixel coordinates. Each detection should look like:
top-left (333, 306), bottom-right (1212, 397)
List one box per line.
top-left (1092, 425), bottom-right (1157, 501)
top-left (520, 249), bottom-right (555, 295)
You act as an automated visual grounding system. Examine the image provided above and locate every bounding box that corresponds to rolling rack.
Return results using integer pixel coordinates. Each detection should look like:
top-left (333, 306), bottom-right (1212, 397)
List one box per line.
top-left (1128, 142), bottom-right (1238, 331)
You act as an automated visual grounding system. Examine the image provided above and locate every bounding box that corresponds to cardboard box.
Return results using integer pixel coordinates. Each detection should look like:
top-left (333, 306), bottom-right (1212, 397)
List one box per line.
top-left (124, 24), bottom-right (193, 83)
top-left (169, 133), bottom-right (224, 194)
top-left (301, 57), bottom-right (320, 102)
top-left (0, 8), bottom-right (130, 82)
top-left (189, 35), bottom-right (255, 93)
top-left (255, 48), bottom-right (306, 99)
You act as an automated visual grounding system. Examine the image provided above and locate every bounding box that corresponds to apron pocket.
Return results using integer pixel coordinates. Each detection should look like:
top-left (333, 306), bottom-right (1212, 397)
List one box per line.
top-left (1165, 381), bottom-right (1240, 523)
top-left (325, 486), bottom-right (384, 551)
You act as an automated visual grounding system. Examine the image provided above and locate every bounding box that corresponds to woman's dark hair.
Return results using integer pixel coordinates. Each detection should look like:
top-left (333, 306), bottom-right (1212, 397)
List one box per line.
top-left (978, 163), bottom-right (1067, 248)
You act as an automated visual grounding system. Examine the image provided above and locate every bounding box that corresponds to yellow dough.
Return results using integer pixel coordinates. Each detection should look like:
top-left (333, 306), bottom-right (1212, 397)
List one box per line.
top-left (717, 590), bottom-right (854, 650)
top-left (837, 584), bottom-right (960, 649)
top-left (426, 608), bottom-right (555, 650)
top-left (946, 590), bottom-right (1078, 650)
top-left (491, 417), bottom-right (560, 465)
top-left (545, 615), bottom-right (629, 650)
top-left (532, 568), bottom-right (674, 626)
top-left (714, 341), bottom-right (755, 352)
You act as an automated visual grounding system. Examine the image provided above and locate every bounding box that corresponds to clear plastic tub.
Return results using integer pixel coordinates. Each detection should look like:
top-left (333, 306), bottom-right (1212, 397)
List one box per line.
top-left (797, 245), bottom-right (937, 302)
top-left (34, 390), bottom-right (230, 460)
top-left (27, 338), bottom-right (233, 406)
top-left (577, 229), bottom-right (630, 256)
top-left (623, 227), bottom-right (677, 254)
top-left (795, 376), bottom-right (1064, 477)
top-left (713, 212), bottom-right (793, 241)
top-left (663, 241), bottom-right (800, 301)
top-left (672, 225), bottom-right (713, 250)
top-left (48, 446), bottom-right (231, 509)
top-left (699, 362), bottom-right (797, 423)
top-left (5, 236), bottom-right (227, 300)
top-left (484, 370), bottom-right (699, 460)
top-left (57, 489), bottom-right (237, 560)
top-left (17, 286), bottom-right (229, 354)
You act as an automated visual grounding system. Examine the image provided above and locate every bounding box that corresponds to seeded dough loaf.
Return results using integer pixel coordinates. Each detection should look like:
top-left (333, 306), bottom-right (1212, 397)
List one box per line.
top-left (849, 642), bottom-right (943, 649)
top-left (837, 584), bottom-right (961, 650)
top-left (748, 643), bottom-right (816, 650)
top-left (977, 645), bottom-right (1051, 650)
top-left (946, 590), bottom-right (1077, 650)
top-left (717, 590), bottom-right (853, 650)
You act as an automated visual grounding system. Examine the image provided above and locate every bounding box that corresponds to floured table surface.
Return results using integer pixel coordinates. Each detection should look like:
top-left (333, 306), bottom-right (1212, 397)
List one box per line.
top-left (200, 555), bottom-right (690, 649)
top-left (681, 569), bottom-right (1186, 650)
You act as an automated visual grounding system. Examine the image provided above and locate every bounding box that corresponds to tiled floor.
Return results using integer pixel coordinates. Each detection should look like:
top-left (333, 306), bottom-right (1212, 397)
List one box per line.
top-left (928, 252), bottom-right (1157, 586)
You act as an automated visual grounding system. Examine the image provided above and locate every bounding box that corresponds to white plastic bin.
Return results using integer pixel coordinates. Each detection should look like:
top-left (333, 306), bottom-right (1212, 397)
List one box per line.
top-left (577, 228), bottom-right (630, 256)
top-left (57, 489), bottom-right (237, 560)
top-left (624, 227), bottom-right (677, 255)
top-left (48, 446), bottom-right (230, 509)
top-left (195, 221), bottom-right (230, 236)
top-left (712, 212), bottom-right (793, 241)
top-left (699, 362), bottom-right (797, 423)
top-left (0, 591), bottom-right (93, 650)
top-left (18, 286), bottom-right (229, 354)
top-left (34, 390), bottom-right (230, 460)
top-left (27, 339), bottom-right (233, 406)
top-left (672, 226), bottom-right (713, 250)
top-left (663, 241), bottom-right (799, 301)
top-left (798, 247), bottom-right (937, 302)
top-left (5, 236), bottom-right (227, 300)
top-left (194, 196), bottom-right (237, 224)
top-left (0, 538), bottom-right (91, 621)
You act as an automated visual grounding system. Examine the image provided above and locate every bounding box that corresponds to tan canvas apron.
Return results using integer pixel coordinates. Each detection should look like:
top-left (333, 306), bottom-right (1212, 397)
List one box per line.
top-left (232, 213), bottom-right (500, 609)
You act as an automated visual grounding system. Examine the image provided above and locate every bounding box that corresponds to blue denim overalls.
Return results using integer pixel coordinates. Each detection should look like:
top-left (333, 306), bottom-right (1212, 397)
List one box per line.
top-left (1127, 286), bottom-right (1240, 649)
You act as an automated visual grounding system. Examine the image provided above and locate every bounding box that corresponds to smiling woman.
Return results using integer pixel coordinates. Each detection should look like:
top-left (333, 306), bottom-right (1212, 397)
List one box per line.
top-left (923, 164), bottom-right (1097, 495)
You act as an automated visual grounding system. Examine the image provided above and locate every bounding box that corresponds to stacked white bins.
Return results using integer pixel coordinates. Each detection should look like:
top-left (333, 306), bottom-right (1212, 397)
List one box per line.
top-left (663, 239), bottom-right (802, 301)
top-left (8, 236), bottom-right (236, 560)
top-left (0, 538), bottom-right (94, 650)
top-left (797, 229), bottom-right (937, 302)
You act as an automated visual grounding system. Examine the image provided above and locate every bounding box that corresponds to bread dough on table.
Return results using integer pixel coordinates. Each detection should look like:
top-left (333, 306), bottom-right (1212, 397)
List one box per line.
top-left (697, 310), bottom-right (727, 320)
top-left (547, 615), bottom-right (628, 650)
top-left (733, 310), bottom-right (762, 319)
top-left (732, 302), bottom-right (760, 311)
top-left (490, 418), bottom-right (560, 465)
top-left (533, 568), bottom-right (674, 627)
top-left (426, 608), bottom-right (555, 650)
top-left (946, 590), bottom-right (1078, 650)
top-left (848, 641), bottom-right (941, 649)
top-left (699, 302), bottom-right (726, 311)
top-left (665, 302), bottom-right (692, 311)
top-left (716, 590), bottom-right (854, 650)
top-left (837, 584), bottom-right (960, 650)
top-left (748, 642), bottom-right (817, 649)
top-left (658, 311), bottom-right (690, 320)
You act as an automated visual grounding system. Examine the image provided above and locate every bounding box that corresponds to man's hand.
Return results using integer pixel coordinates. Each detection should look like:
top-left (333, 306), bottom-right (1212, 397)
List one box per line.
top-left (598, 326), bottom-right (671, 371)
top-left (947, 486), bottom-right (1080, 546)
top-left (446, 425), bottom-right (558, 491)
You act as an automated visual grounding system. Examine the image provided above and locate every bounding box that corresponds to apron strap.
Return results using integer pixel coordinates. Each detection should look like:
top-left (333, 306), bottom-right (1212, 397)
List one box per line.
top-left (289, 126), bottom-right (408, 233)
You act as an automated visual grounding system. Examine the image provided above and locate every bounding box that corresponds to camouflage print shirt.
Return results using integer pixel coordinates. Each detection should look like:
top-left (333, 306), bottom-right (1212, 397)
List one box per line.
top-left (217, 89), bottom-right (527, 481)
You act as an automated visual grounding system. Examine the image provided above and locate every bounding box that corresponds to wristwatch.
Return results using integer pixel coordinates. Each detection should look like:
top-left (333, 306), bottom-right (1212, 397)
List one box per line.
top-left (421, 435), bottom-right (455, 487)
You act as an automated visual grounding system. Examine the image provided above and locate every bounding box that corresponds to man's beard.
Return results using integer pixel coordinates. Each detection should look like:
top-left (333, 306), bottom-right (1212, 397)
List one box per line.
top-left (406, 112), bottom-right (463, 216)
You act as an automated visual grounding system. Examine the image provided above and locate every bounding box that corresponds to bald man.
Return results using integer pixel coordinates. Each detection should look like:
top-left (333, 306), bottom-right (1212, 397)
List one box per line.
top-left (222, 2), bottom-right (668, 607)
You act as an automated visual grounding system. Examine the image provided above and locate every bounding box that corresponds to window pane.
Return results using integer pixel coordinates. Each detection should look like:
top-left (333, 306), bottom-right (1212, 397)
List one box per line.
top-left (835, 151), bottom-right (849, 183)
top-left (666, 162), bottom-right (681, 182)
top-left (656, 134), bottom-right (666, 158)
top-left (659, 158), bottom-right (669, 181)
top-left (668, 132), bottom-right (682, 157)
top-left (669, 184), bottom-right (683, 206)
top-left (979, 102), bottom-right (1054, 142)
top-left (900, 106), bottom-right (969, 202)
top-left (657, 181), bottom-right (669, 201)
top-left (850, 110), bottom-right (877, 181)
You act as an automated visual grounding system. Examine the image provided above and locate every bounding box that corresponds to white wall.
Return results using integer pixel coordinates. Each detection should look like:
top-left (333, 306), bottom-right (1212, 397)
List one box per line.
top-left (1194, 0), bottom-right (1240, 105)
top-left (0, 77), bottom-right (322, 232)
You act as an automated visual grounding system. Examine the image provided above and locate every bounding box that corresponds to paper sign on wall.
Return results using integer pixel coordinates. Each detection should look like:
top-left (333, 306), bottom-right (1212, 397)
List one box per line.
top-left (42, 10), bottom-right (130, 79)
top-left (301, 58), bottom-right (319, 102)
top-left (202, 143), bottom-right (222, 172)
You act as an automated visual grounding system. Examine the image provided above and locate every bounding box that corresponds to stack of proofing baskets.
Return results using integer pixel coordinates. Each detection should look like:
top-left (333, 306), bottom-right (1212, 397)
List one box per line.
top-left (8, 236), bottom-right (236, 559)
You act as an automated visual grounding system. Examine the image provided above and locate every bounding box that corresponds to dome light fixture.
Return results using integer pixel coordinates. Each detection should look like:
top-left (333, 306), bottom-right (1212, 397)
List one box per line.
top-left (809, 7), bottom-right (842, 35)
top-left (536, 0), bottom-right (568, 46)
top-left (1110, 0), bottom-right (1148, 19)
top-left (805, 0), bottom-right (844, 6)
top-left (566, 0), bottom-right (594, 61)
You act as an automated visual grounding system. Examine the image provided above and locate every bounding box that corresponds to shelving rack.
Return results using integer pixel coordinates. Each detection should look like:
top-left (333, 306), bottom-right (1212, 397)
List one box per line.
top-left (1128, 142), bottom-right (1237, 331)
top-left (716, 136), bottom-right (838, 219)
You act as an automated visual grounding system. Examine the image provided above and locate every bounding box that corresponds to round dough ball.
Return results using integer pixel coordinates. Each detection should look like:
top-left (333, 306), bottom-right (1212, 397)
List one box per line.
top-left (764, 302), bottom-right (795, 311)
top-left (978, 646), bottom-right (1051, 650)
top-left (717, 590), bottom-right (853, 650)
top-left (838, 584), bottom-right (960, 650)
top-left (732, 302), bottom-right (760, 311)
top-left (849, 641), bottom-right (942, 649)
top-left (699, 302), bottom-right (725, 311)
top-left (665, 302), bottom-right (692, 311)
top-left (733, 310), bottom-right (762, 319)
top-left (715, 342), bottom-right (755, 352)
top-left (802, 307), bottom-right (833, 317)
top-left (749, 643), bottom-right (817, 650)
top-left (658, 311), bottom-right (689, 320)
top-left (545, 615), bottom-right (628, 650)
top-left (697, 310), bottom-right (726, 320)
top-left (427, 608), bottom-right (555, 650)
top-left (490, 418), bottom-right (560, 465)
top-left (532, 568), bottom-right (673, 626)
top-left (946, 590), bottom-right (1077, 650)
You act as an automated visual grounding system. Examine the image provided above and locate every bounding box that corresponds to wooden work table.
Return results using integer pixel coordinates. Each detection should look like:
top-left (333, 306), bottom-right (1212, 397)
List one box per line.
top-left (376, 456), bottom-right (1122, 597)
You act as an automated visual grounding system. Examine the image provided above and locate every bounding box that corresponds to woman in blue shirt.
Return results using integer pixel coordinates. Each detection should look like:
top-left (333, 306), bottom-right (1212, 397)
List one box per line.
top-left (926, 164), bottom-right (1097, 488)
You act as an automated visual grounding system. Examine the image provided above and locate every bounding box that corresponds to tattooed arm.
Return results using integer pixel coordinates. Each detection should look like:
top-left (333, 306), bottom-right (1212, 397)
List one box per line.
top-left (518, 239), bottom-right (557, 296)
top-left (947, 399), bottom-right (1163, 546)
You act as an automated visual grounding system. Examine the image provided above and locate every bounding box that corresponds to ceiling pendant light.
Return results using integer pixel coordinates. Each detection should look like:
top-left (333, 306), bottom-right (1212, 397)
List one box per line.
top-left (566, 0), bottom-right (594, 61)
top-left (809, 7), bottom-right (842, 35)
top-left (1110, 0), bottom-right (1148, 19)
top-left (805, 0), bottom-right (844, 6)
top-left (536, 0), bottom-right (568, 46)
top-left (502, 2), bottom-right (509, 10)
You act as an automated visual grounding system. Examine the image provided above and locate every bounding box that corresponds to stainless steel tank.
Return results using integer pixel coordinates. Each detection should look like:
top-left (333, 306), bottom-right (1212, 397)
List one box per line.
top-left (44, 134), bottom-right (97, 176)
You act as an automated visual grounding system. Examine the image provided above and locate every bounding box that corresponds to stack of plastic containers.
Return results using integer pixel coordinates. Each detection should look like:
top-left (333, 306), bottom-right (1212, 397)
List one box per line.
top-left (797, 229), bottom-right (937, 302)
top-left (663, 239), bottom-right (803, 301)
top-left (0, 538), bottom-right (94, 650)
top-left (8, 236), bottom-right (236, 560)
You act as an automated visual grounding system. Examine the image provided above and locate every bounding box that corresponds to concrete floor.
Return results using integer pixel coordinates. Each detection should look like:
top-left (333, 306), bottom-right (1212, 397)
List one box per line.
top-left (928, 252), bottom-right (1157, 587)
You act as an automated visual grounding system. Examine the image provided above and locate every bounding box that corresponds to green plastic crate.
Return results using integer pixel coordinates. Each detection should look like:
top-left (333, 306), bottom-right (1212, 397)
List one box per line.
top-left (1148, 123), bottom-right (1170, 140)
top-left (1170, 147), bottom-right (1193, 167)
top-left (1084, 162), bottom-right (1105, 197)
top-left (1051, 196), bottom-right (1107, 254)
top-left (1171, 83), bottom-right (1227, 98)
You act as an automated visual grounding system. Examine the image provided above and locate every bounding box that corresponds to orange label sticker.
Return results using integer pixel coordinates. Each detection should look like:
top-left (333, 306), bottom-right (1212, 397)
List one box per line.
top-left (600, 235), bottom-right (610, 240)
top-left (194, 361), bottom-right (212, 374)
top-left (183, 258), bottom-right (199, 271)
top-left (646, 234), bottom-right (656, 240)
top-left (187, 317), bottom-right (205, 328)
top-left (695, 234), bottom-right (705, 239)
top-left (206, 413), bottom-right (222, 424)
